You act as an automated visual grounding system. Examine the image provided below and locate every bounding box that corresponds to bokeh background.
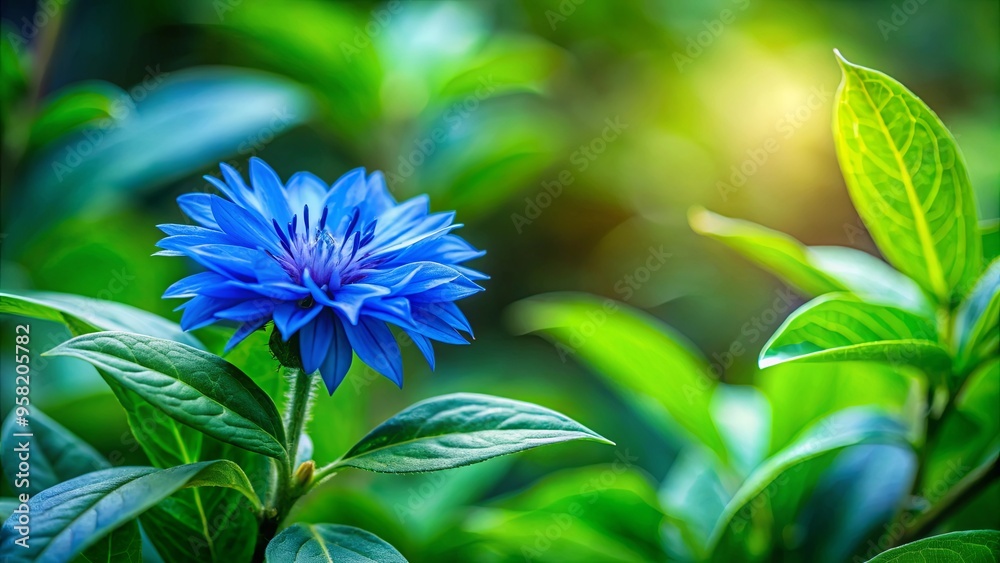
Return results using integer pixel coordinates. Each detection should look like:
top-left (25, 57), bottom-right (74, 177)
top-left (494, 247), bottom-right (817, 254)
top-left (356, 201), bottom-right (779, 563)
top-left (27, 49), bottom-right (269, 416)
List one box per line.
top-left (1, 0), bottom-right (997, 561)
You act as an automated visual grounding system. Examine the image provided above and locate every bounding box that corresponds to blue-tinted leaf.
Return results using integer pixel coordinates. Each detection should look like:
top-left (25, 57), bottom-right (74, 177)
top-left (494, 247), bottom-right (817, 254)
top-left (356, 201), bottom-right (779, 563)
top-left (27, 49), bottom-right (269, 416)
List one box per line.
top-left (0, 409), bottom-right (108, 494)
top-left (953, 260), bottom-right (999, 375)
top-left (265, 523), bottom-right (406, 563)
top-left (0, 461), bottom-right (259, 562)
top-left (0, 290), bottom-right (202, 348)
top-left (5, 68), bottom-right (314, 254)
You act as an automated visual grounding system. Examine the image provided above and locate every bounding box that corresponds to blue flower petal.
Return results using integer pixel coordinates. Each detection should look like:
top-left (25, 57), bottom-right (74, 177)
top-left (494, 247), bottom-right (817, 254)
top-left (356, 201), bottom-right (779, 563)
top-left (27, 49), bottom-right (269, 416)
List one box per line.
top-left (404, 329), bottom-right (435, 371)
top-left (250, 157), bottom-right (292, 225)
top-left (273, 301), bottom-right (324, 341)
top-left (285, 171), bottom-right (329, 215)
top-left (185, 245), bottom-right (264, 281)
top-left (209, 195), bottom-right (284, 254)
top-left (344, 317), bottom-right (403, 387)
top-left (331, 285), bottom-right (391, 324)
top-left (323, 168), bottom-right (367, 231)
top-left (364, 171), bottom-right (396, 216)
top-left (179, 295), bottom-right (241, 331)
top-left (224, 317), bottom-right (268, 353)
top-left (319, 312), bottom-right (354, 394)
top-left (215, 299), bottom-right (276, 322)
top-left (299, 313), bottom-right (333, 374)
top-left (163, 272), bottom-right (229, 298)
top-left (177, 193), bottom-right (219, 229)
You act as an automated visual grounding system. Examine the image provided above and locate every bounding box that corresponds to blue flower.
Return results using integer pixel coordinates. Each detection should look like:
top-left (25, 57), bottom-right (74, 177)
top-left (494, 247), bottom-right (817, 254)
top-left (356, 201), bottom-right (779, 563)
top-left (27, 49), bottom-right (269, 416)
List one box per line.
top-left (157, 158), bottom-right (486, 394)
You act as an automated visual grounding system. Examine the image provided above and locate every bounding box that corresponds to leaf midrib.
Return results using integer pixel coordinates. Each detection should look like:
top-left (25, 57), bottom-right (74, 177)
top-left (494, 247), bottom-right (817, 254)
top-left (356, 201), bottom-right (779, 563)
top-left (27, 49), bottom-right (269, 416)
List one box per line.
top-left (851, 71), bottom-right (948, 299)
top-left (55, 345), bottom-right (285, 459)
top-left (338, 424), bottom-right (602, 467)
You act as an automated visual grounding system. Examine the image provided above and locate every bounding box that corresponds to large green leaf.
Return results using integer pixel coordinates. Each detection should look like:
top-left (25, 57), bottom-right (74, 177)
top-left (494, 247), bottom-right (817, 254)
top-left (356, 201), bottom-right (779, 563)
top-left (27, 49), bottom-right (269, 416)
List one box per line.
top-left (708, 410), bottom-right (910, 553)
top-left (0, 290), bottom-right (202, 348)
top-left (3, 295), bottom-right (267, 560)
top-left (265, 523), bottom-right (406, 563)
top-left (76, 521), bottom-right (142, 563)
top-left (508, 293), bottom-right (729, 464)
top-left (332, 393), bottom-right (611, 474)
top-left (0, 409), bottom-right (109, 495)
top-left (759, 293), bottom-right (950, 374)
top-left (953, 259), bottom-right (999, 374)
top-left (117, 393), bottom-right (263, 562)
top-left (688, 208), bottom-right (933, 316)
top-left (46, 331), bottom-right (286, 460)
top-left (28, 81), bottom-right (127, 150)
top-left (833, 51), bottom-right (981, 303)
top-left (0, 461), bottom-right (259, 562)
top-left (866, 530), bottom-right (1000, 563)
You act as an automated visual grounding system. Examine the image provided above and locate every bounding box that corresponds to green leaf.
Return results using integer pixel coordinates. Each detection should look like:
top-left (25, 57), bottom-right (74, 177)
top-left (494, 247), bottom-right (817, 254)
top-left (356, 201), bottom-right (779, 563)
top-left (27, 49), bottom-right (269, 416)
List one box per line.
top-left (833, 51), bottom-right (981, 303)
top-left (265, 523), bottom-right (406, 563)
top-left (46, 331), bottom-right (286, 460)
top-left (29, 82), bottom-right (127, 150)
top-left (689, 207), bottom-right (848, 296)
top-left (75, 520), bottom-right (142, 563)
top-left (758, 362), bottom-right (916, 453)
top-left (120, 409), bottom-right (263, 562)
top-left (866, 530), bottom-right (1000, 562)
top-left (689, 208), bottom-right (933, 316)
top-left (810, 246), bottom-right (933, 317)
top-left (708, 410), bottom-right (910, 552)
top-left (0, 290), bottom-right (202, 348)
top-left (953, 259), bottom-right (1000, 374)
top-left (659, 447), bottom-right (730, 561)
top-left (0, 409), bottom-right (109, 494)
top-left (507, 293), bottom-right (729, 464)
top-left (3, 295), bottom-right (270, 561)
top-left (0, 23), bottom-right (28, 130)
top-left (982, 220), bottom-right (1000, 263)
top-left (0, 461), bottom-right (260, 562)
top-left (333, 393), bottom-right (611, 473)
top-left (142, 480), bottom-right (259, 563)
top-left (759, 293), bottom-right (950, 373)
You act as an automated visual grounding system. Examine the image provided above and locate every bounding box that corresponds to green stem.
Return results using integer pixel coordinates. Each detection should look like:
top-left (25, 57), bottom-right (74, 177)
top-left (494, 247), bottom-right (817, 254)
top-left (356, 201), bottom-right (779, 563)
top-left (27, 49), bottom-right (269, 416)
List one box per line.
top-left (904, 456), bottom-right (1000, 543)
top-left (284, 367), bottom-right (313, 477)
top-left (252, 368), bottom-right (315, 563)
top-left (310, 463), bottom-right (340, 488)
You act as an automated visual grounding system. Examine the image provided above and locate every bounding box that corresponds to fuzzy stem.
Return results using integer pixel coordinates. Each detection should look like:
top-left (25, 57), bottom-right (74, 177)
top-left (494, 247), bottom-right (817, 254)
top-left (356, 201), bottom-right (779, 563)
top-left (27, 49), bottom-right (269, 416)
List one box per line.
top-left (252, 368), bottom-right (315, 562)
top-left (283, 367), bottom-right (313, 476)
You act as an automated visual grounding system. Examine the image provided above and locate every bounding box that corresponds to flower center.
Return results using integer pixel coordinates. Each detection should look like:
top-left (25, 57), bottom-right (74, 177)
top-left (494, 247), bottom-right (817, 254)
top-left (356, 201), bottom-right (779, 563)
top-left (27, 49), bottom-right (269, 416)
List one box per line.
top-left (268, 205), bottom-right (378, 291)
